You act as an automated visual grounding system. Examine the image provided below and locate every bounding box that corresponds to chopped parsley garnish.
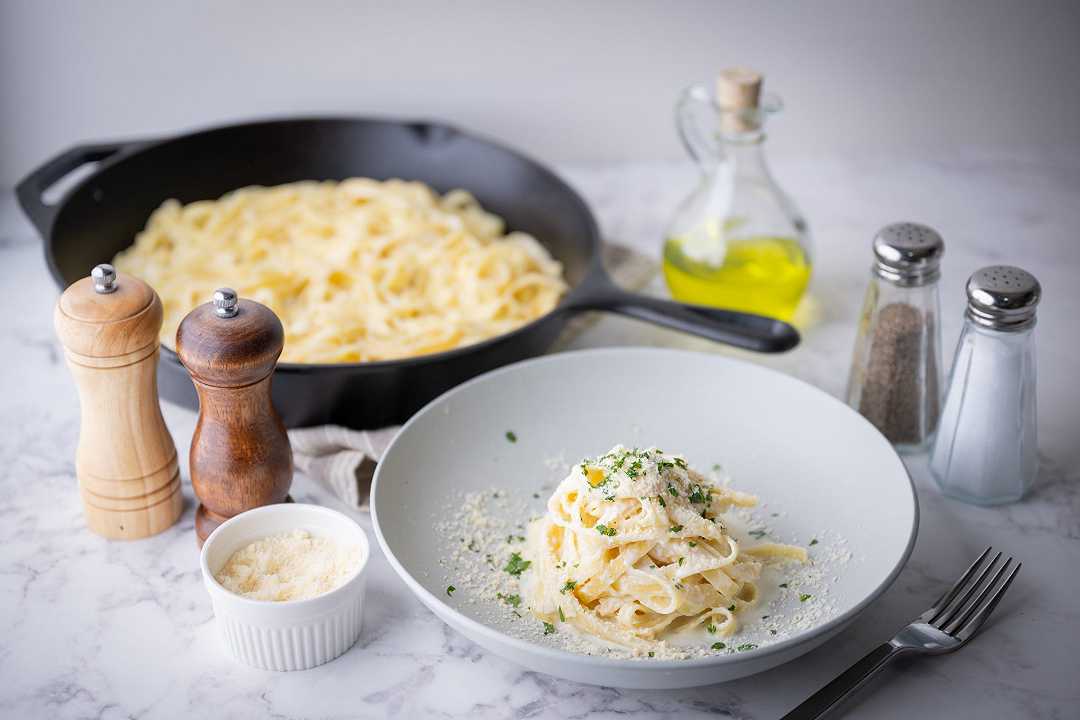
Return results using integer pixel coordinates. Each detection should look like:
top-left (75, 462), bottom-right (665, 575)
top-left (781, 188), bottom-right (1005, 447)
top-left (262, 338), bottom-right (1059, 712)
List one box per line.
top-left (558, 606), bottom-right (566, 622)
top-left (505, 430), bottom-right (517, 443)
top-left (809, 538), bottom-right (819, 546)
top-left (748, 529), bottom-right (768, 540)
top-left (667, 484), bottom-right (678, 497)
top-left (496, 592), bottom-right (522, 608)
top-left (595, 524), bottom-right (616, 537)
top-left (446, 585), bottom-right (455, 596)
top-left (467, 539), bottom-right (479, 552)
top-left (560, 580), bottom-right (577, 594)
top-left (657, 460), bottom-right (675, 472)
top-left (727, 603), bottom-right (736, 611)
top-left (648, 651), bottom-right (655, 658)
top-left (737, 643), bottom-right (757, 652)
top-left (688, 541), bottom-right (697, 547)
top-left (688, 486), bottom-right (708, 504)
top-left (678, 557), bottom-right (685, 566)
top-left (770, 629), bottom-right (778, 635)
top-left (706, 623), bottom-right (717, 634)
top-left (503, 552), bottom-right (531, 576)
top-left (543, 622), bottom-right (556, 635)
top-left (673, 457), bottom-right (687, 469)
top-left (711, 642), bottom-right (726, 650)
top-left (657, 495), bottom-right (667, 508)
top-left (669, 525), bottom-right (683, 533)
top-left (779, 582), bottom-right (789, 588)
top-left (800, 593), bottom-right (813, 602)
top-left (761, 615), bottom-right (770, 620)
top-left (507, 534), bottom-right (525, 544)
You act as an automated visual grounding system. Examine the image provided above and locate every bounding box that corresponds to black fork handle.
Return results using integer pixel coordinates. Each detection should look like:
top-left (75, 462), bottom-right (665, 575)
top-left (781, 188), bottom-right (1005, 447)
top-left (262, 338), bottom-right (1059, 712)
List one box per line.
top-left (781, 643), bottom-right (905, 719)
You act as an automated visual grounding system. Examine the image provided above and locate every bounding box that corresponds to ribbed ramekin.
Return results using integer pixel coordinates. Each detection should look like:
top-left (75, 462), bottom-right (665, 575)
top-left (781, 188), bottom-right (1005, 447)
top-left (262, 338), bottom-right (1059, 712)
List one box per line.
top-left (200, 503), bottom-right (370, 671)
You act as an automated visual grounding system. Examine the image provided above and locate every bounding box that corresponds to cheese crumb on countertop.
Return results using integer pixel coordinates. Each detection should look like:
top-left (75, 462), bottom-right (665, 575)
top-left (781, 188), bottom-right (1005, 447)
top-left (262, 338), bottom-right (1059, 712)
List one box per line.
top-left (215, 529), bottom-right (360, 602)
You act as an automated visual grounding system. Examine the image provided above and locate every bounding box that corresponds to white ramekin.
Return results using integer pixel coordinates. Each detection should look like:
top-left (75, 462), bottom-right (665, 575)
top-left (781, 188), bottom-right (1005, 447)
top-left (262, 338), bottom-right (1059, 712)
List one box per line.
top-left (199, 503), bottom-right (370, 671)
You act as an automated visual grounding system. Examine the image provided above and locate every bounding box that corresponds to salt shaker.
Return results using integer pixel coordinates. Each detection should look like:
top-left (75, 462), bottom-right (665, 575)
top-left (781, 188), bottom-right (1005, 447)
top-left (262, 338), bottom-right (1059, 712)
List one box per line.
top-left (176, 288), bottom-right (293, 544)
top-left (54, 264), bottom-right (183, 539)
top-left (930, 266), bottom-right (1040, 504)
top-left (846, 222), bottom-right (944, 451)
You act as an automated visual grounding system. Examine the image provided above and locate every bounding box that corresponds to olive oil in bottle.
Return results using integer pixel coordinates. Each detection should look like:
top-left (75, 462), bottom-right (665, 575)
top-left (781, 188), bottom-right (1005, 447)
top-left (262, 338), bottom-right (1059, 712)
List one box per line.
top-left (663, 234), bottom-right (810, 321)
top-left (664, 68), bottom-right (811, 320)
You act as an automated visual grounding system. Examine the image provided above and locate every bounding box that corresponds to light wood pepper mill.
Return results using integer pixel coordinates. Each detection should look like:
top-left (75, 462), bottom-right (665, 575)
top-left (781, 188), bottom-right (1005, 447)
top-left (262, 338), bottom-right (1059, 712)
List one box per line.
top-left (176, 288), bottom-right (293, 544)
top-left (54, 264), bottom-right (184, 539)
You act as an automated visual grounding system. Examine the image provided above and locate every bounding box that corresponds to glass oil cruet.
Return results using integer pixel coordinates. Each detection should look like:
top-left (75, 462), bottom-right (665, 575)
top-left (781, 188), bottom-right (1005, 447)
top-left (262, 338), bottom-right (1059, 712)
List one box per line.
top-left (663, 67), bottom-right (811, 321)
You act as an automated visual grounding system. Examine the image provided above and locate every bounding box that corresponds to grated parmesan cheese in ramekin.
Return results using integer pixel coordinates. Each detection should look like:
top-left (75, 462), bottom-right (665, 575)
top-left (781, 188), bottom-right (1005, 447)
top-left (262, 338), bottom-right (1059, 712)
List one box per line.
top-left (215, 529), bottom-right (361, 602)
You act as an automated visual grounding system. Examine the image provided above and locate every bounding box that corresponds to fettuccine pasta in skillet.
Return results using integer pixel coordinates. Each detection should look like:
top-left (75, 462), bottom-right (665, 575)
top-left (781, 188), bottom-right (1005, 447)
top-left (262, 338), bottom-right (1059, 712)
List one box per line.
top-left (114, 178), bottom-right (567, 363)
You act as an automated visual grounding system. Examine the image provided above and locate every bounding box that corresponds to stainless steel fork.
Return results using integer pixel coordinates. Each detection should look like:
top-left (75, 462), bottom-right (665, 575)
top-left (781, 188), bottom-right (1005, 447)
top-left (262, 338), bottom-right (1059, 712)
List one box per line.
top-left (782, 547), bottom-right (1020, 720)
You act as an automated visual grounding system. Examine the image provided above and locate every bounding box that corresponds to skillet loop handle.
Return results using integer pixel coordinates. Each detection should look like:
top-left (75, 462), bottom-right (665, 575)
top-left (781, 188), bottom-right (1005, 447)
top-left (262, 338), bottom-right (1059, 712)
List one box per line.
top-left (15, 141), bottom-right (132, 236)
top-left (566, 280), bottom-right (800, 353)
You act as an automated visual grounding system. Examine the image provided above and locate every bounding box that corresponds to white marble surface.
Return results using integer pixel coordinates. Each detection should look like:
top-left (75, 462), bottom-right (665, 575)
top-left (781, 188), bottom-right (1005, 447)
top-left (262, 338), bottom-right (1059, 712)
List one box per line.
top-left (1, 150), bottom-right (1078, 719)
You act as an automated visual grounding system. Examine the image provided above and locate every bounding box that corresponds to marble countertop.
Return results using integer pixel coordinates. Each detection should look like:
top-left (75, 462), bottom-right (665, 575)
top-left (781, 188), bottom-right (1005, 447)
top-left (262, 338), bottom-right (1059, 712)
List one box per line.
top-left (1, 150), bottom-right (1078, 719)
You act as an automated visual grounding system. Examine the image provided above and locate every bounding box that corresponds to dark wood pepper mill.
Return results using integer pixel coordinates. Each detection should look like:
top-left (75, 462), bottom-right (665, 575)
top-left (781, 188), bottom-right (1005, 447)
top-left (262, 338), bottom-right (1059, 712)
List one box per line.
top-left (176, 288), bottom-right (293, 544)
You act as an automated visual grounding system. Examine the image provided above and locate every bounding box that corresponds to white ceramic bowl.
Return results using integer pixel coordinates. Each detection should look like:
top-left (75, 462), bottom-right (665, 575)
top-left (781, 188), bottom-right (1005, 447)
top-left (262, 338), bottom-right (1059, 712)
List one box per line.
top-left (372, 348), bottom-right (917, 689)
top-left (200, 503), bottom-right (370, 671)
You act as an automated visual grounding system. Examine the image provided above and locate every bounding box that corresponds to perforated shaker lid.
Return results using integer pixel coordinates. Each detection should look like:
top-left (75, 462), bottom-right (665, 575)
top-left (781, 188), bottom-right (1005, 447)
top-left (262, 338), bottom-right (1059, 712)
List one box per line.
top-left (872, 222), bottom-right (945, 285)
top-left (966, 265), bottom-right (1041, 330)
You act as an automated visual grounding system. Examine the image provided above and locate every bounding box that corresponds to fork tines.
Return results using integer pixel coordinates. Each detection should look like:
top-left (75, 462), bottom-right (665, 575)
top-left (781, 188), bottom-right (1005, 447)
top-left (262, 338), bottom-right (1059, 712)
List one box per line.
top-left (923, 546), bottom-right (1021, 641)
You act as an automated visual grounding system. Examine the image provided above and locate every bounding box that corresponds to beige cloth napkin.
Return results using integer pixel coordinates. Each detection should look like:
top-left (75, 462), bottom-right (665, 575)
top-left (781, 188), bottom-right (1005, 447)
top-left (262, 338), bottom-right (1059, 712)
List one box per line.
top-left (290, 242), bottom-right (657, 509)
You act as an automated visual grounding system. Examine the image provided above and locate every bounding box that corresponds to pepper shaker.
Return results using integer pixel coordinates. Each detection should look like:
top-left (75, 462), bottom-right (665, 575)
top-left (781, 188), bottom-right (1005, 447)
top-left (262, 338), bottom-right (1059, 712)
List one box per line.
top-left (54, 264), bottom-right (183, 539)
top-left (177, 288), bottom-right (293, 544)
top-left (930, 266), bottom-right (1040, 504)
top-left (846, 222), bottom-right (944, 451)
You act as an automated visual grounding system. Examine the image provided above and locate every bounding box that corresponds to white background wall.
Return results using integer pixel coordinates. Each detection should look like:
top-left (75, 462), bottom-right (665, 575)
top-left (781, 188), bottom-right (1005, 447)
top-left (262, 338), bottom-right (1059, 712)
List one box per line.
top-left (2, 0), bottom-right (1079, 186)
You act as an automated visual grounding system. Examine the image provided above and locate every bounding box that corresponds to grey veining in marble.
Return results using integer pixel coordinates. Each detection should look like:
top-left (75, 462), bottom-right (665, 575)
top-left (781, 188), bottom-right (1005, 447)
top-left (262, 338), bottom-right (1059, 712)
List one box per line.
top-left (1, 149), bottom-right (1078, 719)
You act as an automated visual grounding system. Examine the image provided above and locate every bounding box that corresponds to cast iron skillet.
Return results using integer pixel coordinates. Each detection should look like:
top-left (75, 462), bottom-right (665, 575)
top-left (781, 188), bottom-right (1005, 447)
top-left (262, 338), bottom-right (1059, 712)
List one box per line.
top-left (17, 117), bottom-right (798, 428)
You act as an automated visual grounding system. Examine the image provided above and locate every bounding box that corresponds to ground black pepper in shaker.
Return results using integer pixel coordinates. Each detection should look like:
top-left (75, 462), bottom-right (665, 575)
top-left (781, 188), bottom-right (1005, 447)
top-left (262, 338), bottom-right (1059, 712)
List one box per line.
top-left (846, 223), bottom-right (944, 451)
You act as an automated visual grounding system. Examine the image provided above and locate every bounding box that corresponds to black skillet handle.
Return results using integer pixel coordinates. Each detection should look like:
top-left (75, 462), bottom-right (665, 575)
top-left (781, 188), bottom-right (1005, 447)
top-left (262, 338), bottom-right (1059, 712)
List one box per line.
top-left (565, 273), bottom-right (800, 353)
top-left (15, 141), bottom-right (134, 236)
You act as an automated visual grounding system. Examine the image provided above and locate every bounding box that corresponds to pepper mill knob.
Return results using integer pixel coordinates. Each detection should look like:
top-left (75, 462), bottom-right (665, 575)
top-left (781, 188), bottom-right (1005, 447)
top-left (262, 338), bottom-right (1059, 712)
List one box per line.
top-left (176, 289), bottom-right (292, 544)
top-left (54, 266), bottom-right (183, 539)
top-left (91, 263), bottom-right (118, 294)
top-left (213, 287), bottom-right (239, 318)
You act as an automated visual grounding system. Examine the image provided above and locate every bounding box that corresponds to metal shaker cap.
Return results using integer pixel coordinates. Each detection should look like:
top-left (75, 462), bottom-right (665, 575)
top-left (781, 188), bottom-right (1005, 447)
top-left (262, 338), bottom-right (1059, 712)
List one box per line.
top-left (872, 222), bottom-right (945, 285)
top-left (966, 265), bottom-right (1040, 330)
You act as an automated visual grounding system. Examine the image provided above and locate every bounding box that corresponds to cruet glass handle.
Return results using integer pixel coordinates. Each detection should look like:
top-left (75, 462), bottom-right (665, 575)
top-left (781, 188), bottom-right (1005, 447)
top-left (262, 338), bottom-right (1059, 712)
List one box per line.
top-left (676, 84), bottom-right (724, 172)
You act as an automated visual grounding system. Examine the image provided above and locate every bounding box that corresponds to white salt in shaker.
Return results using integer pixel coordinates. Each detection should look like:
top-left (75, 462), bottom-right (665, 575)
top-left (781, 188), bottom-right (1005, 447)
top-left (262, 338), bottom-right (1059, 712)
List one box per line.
top-left (930, 266), bottom-right (1040, 504)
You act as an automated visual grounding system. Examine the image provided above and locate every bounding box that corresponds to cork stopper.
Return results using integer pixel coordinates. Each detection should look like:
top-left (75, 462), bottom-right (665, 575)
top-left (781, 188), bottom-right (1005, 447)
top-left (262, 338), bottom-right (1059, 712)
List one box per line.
top-left (716, 67), bottom-right (763, 134)
top-left (55, 265), bottom-right (163, 360)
